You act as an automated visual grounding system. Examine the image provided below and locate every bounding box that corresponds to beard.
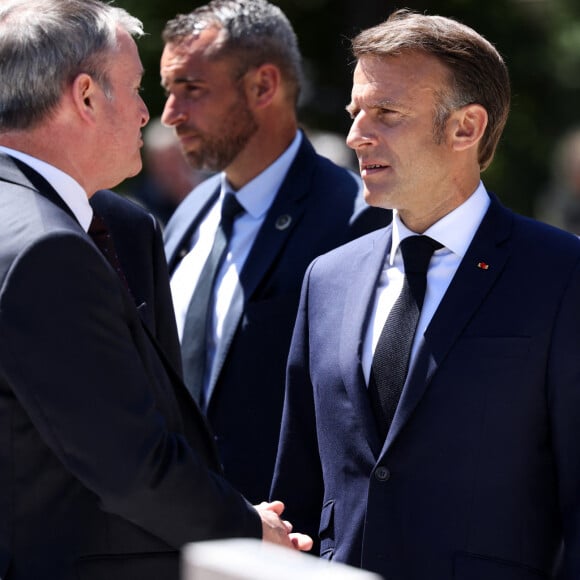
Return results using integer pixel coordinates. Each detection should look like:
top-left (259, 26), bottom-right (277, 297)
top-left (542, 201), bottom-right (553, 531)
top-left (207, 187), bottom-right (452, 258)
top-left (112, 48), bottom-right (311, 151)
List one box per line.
top-left (180, 94), bottom-right (258, 172)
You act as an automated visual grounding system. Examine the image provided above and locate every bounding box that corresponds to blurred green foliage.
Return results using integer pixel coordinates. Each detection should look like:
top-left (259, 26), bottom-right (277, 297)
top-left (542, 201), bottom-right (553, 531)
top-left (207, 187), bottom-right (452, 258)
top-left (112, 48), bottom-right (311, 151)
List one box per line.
top-left (115, 0), bottom-right (580, 217)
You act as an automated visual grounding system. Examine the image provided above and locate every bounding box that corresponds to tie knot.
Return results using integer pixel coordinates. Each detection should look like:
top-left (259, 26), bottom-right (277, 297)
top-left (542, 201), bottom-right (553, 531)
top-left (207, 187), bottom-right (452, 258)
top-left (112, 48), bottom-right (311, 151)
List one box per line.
top-left (400, 235), bottom-right (442, 274)
top-left (220, 193), bottom-right (244, 238)
top-left (221, 193), bottom-right (244, 221)
top-left (88, 212), bottom-right (108, 237)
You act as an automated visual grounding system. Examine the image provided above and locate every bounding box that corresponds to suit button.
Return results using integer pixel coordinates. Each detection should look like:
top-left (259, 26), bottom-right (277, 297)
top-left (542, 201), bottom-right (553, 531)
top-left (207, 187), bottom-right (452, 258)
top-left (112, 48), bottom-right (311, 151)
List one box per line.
top-left (375, 466), bottom-right (390, 482)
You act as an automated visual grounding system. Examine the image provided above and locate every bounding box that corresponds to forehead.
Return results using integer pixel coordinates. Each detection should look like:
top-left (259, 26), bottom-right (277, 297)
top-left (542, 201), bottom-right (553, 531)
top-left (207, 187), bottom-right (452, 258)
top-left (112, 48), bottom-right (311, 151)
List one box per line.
top-left (110, 28), bottom-right (144, 79)
top-left (351, 52), bottom-right (449, 107)
top-left (160, 27), bottom-right (234, 81)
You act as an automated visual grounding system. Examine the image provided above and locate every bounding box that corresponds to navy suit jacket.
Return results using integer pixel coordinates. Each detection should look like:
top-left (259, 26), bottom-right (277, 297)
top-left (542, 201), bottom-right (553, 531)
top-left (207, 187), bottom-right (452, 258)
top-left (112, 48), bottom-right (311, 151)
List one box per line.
top-left (271, 193), bottom-right (580, 579)
top-left (164, 135), bottom-right (390, 503)
top-left (0, 154), bottom-right (260, 580)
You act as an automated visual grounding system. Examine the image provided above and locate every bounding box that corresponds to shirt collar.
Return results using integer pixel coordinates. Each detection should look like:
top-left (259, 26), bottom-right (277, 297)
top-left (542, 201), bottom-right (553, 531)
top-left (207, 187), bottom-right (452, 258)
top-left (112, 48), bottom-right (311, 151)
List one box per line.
top-left (218, 130), bottom-right (302, 218)
top-left (389, 181), bottom-right (491, 264)
top-left (0, 146), bottom-right (93, 232)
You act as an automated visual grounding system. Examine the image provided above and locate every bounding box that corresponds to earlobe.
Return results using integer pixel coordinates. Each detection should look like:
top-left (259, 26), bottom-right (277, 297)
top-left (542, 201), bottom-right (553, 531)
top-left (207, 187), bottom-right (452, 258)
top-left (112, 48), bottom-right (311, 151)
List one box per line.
top-left (451, 104), bottom-right (488, 152)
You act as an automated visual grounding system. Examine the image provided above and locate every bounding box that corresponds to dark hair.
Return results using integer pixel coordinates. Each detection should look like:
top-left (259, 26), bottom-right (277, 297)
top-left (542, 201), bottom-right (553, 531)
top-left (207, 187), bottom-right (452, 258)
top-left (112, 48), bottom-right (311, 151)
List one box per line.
top-left (352, 9), bottom-right (510, 170)
top-left (163, 0), bottom-right (302, 106)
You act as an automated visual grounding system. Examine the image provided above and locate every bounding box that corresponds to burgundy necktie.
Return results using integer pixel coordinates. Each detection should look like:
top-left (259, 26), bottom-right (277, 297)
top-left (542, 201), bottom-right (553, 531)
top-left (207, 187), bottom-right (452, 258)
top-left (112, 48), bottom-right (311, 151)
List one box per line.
top-left (88, 212), bottom-right (131, 295)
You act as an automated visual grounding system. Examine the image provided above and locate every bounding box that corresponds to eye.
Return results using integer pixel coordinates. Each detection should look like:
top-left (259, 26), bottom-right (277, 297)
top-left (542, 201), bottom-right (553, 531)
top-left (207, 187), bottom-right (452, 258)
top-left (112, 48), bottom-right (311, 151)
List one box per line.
top-left (185, 83), bottom-right (203, 97)
top-left (377, 107), bottom-right (404, 125)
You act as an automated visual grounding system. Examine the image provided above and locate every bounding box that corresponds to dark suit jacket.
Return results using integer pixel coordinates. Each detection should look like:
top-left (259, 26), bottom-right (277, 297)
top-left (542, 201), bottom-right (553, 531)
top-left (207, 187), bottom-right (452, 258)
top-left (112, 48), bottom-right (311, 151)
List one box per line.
top-left (0, 154), bottom-right (260, 580)
top-left (271, 193), bottom-right (580, 579)
top-left (90, 189), bottom-right (182, 373)
top-left (164, 135), bottom-right (390, 503)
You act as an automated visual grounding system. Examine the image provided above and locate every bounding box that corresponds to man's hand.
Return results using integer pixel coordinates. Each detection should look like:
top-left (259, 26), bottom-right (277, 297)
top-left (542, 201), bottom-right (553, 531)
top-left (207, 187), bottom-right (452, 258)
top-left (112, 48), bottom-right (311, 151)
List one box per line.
top-left (254, 501), bottom-right (313, 551)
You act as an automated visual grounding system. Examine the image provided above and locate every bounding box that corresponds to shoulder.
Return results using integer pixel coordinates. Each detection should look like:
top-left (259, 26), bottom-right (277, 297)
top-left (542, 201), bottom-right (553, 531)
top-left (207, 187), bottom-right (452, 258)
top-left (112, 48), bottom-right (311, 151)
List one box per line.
top-left (91, 189), bottom-right (157, 231)
top-left (512, 213), bottom-right (580, 274)
top-left (289, 137), bottom-right (391, 231)
top-left (294, 136), bottom-right (361, 194)
top-left (311, 225), bottom-right (389, 272)
top-left (488, 190), bottom-right (580, 260)
top-left (164, 175), bottom-right (220, 240)
top-left (1, 187), bottom-right (85, 261)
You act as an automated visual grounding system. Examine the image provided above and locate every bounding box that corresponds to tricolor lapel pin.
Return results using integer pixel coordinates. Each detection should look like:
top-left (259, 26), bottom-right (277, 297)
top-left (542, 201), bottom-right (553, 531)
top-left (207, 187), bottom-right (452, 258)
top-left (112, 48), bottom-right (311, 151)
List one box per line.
top-left (477, 261), bottom-right (490, 270)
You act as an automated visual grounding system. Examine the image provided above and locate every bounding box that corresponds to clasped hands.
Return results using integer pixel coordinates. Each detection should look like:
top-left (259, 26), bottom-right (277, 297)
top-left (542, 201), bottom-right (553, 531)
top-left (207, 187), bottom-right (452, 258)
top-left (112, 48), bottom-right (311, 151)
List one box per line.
top-left (255, 500), bottom-right (313, 551)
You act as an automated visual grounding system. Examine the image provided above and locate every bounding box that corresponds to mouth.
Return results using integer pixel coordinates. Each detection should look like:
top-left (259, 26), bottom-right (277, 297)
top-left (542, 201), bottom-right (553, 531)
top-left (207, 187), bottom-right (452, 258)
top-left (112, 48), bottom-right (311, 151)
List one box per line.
top-left (177, 134), bottom-right (200, 147)
top-left (360, 162), bottom-right (390, 176)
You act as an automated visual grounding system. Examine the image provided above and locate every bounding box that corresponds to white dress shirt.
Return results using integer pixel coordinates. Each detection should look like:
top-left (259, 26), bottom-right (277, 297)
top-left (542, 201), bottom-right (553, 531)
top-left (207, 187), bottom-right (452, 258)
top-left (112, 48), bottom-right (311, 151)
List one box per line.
top-left (362, 181), bottom-right (491, 384)
top-left (170, 131), bottom-right (302, 392)
top-left (0, 146), bottom-right (92, 231)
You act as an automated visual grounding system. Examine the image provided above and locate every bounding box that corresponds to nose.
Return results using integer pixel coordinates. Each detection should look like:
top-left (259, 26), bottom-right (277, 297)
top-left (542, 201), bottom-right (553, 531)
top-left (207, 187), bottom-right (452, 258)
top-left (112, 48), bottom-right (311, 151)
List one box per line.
top-left (161, 93), bottom-right (187, 127)
top-left (346, 111), bottom-right (374, 150)
top-left (139, 96), bottom-right (150, 128)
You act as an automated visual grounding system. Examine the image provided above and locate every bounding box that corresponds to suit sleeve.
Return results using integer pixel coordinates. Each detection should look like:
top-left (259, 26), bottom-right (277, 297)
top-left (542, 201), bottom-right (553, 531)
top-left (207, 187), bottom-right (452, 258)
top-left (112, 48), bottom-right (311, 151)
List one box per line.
top-left (270, 261), bottom-right (324, 553)
top-left (0, 232), bottom-right (261, 547)
top-left (547, 260), bottom-right (580, 577)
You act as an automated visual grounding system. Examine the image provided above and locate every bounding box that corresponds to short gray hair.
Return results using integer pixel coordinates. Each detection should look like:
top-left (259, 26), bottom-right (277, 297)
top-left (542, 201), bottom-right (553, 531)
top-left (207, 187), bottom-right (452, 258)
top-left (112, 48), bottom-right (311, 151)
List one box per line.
top-left (163, 0), bottom-right (302, 106)
top-left (0, 0), bottom-right (144, 131)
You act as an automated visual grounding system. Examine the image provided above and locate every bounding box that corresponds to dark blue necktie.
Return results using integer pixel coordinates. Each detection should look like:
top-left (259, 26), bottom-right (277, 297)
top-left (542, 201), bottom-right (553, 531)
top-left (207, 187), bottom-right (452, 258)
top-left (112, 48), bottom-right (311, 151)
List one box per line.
top-left (180, 193), bottom-right (244, 405)
top-left (368, 235), bottom-right (442, 440)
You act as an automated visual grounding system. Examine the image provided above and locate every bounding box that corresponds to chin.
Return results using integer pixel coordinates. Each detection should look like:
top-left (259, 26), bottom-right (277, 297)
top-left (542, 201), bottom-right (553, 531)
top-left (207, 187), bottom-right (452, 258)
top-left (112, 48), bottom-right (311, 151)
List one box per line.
top-left (364, 190), bottom-right (392, 211)
top-left (126, 159), bottom-right (144, 179)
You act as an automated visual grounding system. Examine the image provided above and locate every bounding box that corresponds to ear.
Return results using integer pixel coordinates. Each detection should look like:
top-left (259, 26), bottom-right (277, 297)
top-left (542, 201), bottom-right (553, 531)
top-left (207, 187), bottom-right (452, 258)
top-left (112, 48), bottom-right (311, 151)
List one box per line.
top-left (449, 103), bottom-right (488, 153)
top-left (70, 73), bottom-right (99, 123)
top-left (245, 63), bottom-right (280, 109)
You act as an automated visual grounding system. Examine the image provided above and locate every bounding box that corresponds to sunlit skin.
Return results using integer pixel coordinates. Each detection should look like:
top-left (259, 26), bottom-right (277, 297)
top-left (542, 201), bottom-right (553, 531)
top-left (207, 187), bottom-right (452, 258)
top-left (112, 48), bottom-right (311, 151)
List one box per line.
top-left (160, 26), bottom-right (297, 191)
top-left (0, 28), bottom-right (149, 196)
top-left (96, 29), bottom-right (150, 189)
top-left (346, 51), bottom-right (486, 233)
top-left (160, 27), bottom-right (259, 182)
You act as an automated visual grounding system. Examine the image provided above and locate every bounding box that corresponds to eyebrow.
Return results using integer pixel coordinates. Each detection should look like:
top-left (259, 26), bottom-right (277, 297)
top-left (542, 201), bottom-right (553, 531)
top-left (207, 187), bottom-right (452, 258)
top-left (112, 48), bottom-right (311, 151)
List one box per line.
top-left (161, 76), bottom-right (201, 89)
top-left (346, 97), bottom-right (403, 115)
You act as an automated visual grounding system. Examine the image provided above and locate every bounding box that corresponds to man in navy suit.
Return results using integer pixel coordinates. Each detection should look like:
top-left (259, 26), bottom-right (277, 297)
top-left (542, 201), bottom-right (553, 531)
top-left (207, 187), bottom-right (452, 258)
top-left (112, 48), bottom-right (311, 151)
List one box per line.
top-left (0, 1), bottom-right (310, 578)
top-left (271, 9), bottom-right (580, 579)
top-left (162, 0), bottom-right (389, 504)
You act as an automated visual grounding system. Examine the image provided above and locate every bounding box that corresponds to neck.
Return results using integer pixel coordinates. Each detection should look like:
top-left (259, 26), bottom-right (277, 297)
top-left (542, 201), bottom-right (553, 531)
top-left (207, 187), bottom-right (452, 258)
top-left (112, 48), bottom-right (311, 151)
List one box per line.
top-left (225, 113), bottom-right (297, 190)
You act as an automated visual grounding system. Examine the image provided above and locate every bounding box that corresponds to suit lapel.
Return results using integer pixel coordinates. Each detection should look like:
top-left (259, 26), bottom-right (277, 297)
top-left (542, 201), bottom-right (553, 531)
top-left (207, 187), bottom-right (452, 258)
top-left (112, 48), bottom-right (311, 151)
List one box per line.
top-left (165, 179), bottom-right (220, 273)
top-left (339, 227), bottom-right (392, 457)
top-left (204, 138), bottom-right (317, 406)
top-left (0, 156), bottom-right (219, 456)
top-left (382, 196), bottom-right (513, 453)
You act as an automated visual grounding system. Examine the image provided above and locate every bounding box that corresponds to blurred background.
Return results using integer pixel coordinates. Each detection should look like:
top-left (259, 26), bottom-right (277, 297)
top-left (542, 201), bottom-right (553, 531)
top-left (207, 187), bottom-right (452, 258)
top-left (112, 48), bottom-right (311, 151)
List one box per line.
top-left (114, 0), bottom-right (580, 226)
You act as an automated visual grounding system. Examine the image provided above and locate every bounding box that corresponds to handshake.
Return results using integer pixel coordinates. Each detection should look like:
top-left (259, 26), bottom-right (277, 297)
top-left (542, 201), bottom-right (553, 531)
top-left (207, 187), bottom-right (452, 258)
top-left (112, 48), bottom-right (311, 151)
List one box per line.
top-left (255, 501), bottom-right (313, 551)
